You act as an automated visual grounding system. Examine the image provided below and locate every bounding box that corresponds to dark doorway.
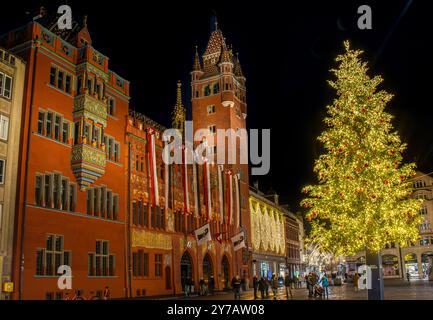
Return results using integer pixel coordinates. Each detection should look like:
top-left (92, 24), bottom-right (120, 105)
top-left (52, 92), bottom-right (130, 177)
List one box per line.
top-left (181, 251), bottom-right (193, 291)
top-left (221, 255), bottom-right (230, 289)
top-left (203, 254), bottom-right (213, 281)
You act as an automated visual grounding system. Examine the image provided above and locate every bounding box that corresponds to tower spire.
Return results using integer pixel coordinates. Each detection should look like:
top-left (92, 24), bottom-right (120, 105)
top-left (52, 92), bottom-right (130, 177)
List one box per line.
top-left (192, 46), bottom-right (202, 71)
top-left (234, 52), bottom-right (244, 78)
top-left (172, 81), bottom-right (186, 136)
top-left (212, 11), bottom-right (218, 31)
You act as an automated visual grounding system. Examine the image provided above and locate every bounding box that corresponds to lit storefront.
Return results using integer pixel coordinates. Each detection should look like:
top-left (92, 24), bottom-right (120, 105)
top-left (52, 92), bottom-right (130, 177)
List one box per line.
top-left (382, 255), bottom-right (400, 277)
top-left (252, 254), bottom-right (286, 279)
top-left (249, 190), bottom-right (287, 279)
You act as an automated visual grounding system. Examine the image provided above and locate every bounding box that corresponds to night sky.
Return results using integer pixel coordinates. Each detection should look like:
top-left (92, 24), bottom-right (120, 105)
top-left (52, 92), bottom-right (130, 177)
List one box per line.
top-left (1, 0), bottom-right (430, 212)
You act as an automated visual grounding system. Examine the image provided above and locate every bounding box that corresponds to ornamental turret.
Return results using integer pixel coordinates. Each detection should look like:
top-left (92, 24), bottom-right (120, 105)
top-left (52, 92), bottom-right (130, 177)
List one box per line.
top-left (172, 81), bottom-right (186, 136)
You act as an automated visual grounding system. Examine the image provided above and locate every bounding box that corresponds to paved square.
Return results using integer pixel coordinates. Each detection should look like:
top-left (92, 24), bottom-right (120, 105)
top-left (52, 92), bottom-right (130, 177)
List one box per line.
top-left (175, 279), bottom-right (433, 300)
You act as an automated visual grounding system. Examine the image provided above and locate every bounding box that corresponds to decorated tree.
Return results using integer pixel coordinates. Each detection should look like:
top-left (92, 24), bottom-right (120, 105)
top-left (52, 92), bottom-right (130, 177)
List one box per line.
top-left (301, 41), bottom-right (423, 265)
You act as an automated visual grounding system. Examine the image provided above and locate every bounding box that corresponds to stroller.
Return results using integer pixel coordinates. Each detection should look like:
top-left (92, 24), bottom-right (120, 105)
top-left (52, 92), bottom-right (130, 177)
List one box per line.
top-left (314, 284), bottom-right (323, 298)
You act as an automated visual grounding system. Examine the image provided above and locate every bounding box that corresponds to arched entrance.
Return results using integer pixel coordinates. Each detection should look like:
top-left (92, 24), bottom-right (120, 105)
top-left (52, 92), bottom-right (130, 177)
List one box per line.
top-left (421, 252), bottom-right (433, 279)
top-left (382, 255), bottom-right (399, 277)
top-left (404, 253), bottom-right (418, 278)
top-left (181, 251), bottom-right (193, 291)
top-left (203, 254), bottom-right (213, 281)
top-left (221, 255), bottom-right (230, 289)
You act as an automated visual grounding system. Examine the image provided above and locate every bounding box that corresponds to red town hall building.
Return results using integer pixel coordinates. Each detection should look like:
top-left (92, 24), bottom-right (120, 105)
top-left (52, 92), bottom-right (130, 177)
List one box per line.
top-left (1, 10), bottom-right (251, 299)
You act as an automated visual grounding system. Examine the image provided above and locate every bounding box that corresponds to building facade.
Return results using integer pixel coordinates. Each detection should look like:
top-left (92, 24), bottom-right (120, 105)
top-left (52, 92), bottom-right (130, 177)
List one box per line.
top-left (284, 208), bottom-right (305, 278)
top-left (0, 48), bottom-right (26, 300)
top-left (2, 14), bottom-right (129, 299)
top-left (346, 171), bottom-right (433, 280)
top-left (126, 37), bottom-right (252, 296)
top-left (0, 10), bottom-right (254, 299)
top-left (190, 24), bottom-right (252, 284)
top-left (249, 189), bottom-right (287, 279)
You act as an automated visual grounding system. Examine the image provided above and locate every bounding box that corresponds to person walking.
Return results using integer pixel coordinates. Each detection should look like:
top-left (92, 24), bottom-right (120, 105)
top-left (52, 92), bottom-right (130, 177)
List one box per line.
top-left (306, 273), bottom-right (313, 298)
top-left (406, 271), bottom-right (411, 283)
top-left (264, 277), bottom-right (270, 297)
top-left (258, 277), bottom-right (265, 299)
top-left (231, 275), bottom-right (242, 300)
top-left (353, 273), bottom-right (359, 292)
top-left (73, 289), bottom-right (84, 300)
top-left (103, 286), bottom-right (111, 300)
top-left (253, 276), bottom-right (259, 300)
top-left (209, 276), bottom-right (215, 295)
top-left (271, 274), bottom-right (279, 300)
top-left (321, 274), bottom-right (330, 299)
top-left (245, 276), bottom-right (250, 291)
top-left (241, 276), bottom-right (246, 292)
top-left (199, 278), bottom-right (206, 296)
top-left (284, 273), bottom-right (293, 299)
top-left (184, 278), bottom-right (190, 297)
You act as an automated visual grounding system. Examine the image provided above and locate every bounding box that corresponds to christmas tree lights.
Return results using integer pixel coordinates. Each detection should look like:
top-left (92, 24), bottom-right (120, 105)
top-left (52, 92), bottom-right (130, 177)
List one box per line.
top-left (300, 41), bottom-right (423, 257)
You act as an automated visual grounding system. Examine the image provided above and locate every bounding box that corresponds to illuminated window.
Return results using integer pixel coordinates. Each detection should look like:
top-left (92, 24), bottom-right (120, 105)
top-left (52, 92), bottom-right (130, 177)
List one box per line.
top-left (108, 97), bottom-right (115, 116)
top-left (208, 125), bottom-right (216, 134)
top-left (155, 254), bottom-right (162, 277)
top-left (62, 121), bottom-right (69, 144)
top-left (49, 67), bottom-right (56, 86)
top-left (419, 206), bottom-right (428, 215)
top-left (89, 240), bottom-right (115, 277)
top-left (0, 71), bottom-right (12, 98)
top-left (0, 115), bottom-right (9, 140)
top-left (65, 75), bottom-right (72, 94)
top-left (57, 70), bottom-right (64, 90)
top-left (35, 175), bottom-right (43, 206)
top-left (38, 112), bottom-right (44, 135)
top-left (54, 115), bottom-right (61, 141)
top-left (46, 112), bottom-right (53, 137)
top-left (36, 234), bottom-right (70, 276)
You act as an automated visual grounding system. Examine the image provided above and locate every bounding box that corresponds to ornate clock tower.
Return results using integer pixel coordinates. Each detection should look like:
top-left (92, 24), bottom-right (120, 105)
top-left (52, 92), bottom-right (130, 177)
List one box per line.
top-left (191, 20), bottom-right (251, 279)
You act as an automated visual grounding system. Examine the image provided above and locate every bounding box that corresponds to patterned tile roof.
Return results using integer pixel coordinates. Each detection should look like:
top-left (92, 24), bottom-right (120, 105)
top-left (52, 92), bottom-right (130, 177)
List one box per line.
top-left (195, 24), bottom-right (244, 79)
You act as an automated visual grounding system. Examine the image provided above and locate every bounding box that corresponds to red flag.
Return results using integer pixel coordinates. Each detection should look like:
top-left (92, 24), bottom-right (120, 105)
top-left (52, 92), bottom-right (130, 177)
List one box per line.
top-left (147, 128), bottom-right (158, 207)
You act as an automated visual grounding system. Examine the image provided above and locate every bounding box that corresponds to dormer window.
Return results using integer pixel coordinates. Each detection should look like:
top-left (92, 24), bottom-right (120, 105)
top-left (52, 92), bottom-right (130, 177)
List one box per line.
top-left (80, 38), bottom-right (88, 46)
